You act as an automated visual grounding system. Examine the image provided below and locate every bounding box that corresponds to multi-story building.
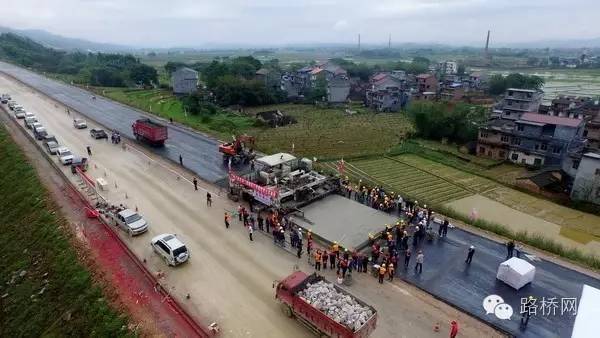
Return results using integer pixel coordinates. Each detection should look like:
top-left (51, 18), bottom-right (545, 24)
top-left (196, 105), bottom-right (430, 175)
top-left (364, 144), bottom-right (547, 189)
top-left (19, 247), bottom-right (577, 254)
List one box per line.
top-left (508, 113), bottom-right (586, 168)
top-left (570, 152), bottom-right (600, 204)
top-left (477, 119), bottom-right (514, 160)
top-left (365, 73), bottom-right (409, 112)
top-left (491, 88), bottom-right (543, 120)
top-left (438, 61), bottom-right (458, 75)
top-left (585, 114), bottom-right (600, 151)
top-left (171, 67), bottom-right (198, 95)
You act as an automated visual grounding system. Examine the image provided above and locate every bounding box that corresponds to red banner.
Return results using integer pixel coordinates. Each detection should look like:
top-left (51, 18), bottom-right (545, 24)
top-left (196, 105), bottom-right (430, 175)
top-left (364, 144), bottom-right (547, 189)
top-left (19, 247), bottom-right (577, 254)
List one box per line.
top-left (229, 172), bottom-right (279, 198)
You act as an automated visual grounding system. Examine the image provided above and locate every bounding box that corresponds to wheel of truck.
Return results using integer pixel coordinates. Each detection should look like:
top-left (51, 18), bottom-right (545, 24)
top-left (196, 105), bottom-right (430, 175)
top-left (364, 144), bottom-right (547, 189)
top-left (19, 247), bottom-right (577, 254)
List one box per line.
top-left (128, 229), bottom-right (133, 237)
top-left (164, 256), bottom-right (171, 266)
top-left (280, 303), bottom-right (293, 318)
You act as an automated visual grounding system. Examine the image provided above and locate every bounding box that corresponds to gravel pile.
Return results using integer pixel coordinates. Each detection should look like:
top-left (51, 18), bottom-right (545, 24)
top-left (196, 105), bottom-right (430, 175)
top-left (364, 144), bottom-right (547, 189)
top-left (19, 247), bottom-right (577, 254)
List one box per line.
top-left (298, 280), bottom-right (373, 331)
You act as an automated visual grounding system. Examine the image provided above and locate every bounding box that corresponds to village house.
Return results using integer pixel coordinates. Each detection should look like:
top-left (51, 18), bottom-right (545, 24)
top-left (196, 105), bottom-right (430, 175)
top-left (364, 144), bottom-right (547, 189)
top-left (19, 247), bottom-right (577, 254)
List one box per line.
top-left (413, 73), bottom-right (438, 100)
top-left (491, 88), bottom-right (543, 120)
top-left (438, 61), bottom-right (458, 75)
top-left (255, 68), bottom-right (281, 90)
top-left (365, 72), bottom-right (409, 112)
top-left (280, 61), bottom-right (350, 103)
top-left (570, 152), bottom-right (600, 205)
top-left (171, 67), bottom-right (198, 95)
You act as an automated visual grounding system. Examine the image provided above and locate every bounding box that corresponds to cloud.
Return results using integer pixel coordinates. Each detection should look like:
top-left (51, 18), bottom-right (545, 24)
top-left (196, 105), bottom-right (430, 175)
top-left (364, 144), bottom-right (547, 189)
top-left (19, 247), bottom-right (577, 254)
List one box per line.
top-left (1, 0), bottom-right (599, 47)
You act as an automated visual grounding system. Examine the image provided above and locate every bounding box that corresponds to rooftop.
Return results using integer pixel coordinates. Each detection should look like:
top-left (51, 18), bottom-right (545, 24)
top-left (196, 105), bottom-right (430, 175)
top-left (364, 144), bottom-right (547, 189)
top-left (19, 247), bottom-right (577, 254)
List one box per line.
top-left (519, 113), bottom-right (583, 127)
top-left (507, 88), bottom-right (536, 93)
top-left (583, 152), bottom-right (600, 160)
top-left (256, 152), bottom-right (296, 167)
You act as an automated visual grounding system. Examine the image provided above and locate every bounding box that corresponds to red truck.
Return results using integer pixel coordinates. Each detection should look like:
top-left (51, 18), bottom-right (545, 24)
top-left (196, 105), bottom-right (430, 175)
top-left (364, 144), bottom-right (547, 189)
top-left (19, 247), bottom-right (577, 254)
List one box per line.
top-left (275, 271), bottom-right (377, 338)
top-left (132, 118), bottom-right (168, 146)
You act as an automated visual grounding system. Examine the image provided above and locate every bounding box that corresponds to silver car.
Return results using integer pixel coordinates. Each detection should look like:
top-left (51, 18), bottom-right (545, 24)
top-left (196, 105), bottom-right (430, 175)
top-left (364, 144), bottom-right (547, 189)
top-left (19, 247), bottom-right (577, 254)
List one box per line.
top-left (151, 234), bottom-right (189, 266)
top-left (113, 209), bottom-right (149, 236)
top-left (73, 118), bottom-right (87, 129)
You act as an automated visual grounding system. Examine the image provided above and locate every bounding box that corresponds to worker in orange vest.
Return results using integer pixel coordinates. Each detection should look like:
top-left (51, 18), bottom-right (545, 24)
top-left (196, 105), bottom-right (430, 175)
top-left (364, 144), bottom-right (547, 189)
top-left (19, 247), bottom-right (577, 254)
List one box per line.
top-left (314, 250), bottom-right (322, 271)
top-left (378, 263), bottom-right (387, 284)
top-left (332, 241), bottom-right (340, 258)
top-left (224, 212), bottom-right (230, 229)
top-left (388, 263), bottom-right (395, 281)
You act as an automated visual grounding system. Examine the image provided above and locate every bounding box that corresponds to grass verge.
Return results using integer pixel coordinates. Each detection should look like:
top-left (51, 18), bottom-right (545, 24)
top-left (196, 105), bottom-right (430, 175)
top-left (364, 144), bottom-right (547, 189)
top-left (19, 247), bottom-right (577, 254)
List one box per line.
top-left (0, 126), bottom-right (132, 337)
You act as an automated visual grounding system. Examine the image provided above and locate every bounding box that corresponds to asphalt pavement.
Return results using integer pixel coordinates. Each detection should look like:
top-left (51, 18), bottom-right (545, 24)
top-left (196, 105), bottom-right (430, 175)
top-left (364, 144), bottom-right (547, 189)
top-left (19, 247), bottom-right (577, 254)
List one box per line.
top-left (0, 61), bottom-right (244, 183)
top-left (391, 221), bottom-right (600, 338)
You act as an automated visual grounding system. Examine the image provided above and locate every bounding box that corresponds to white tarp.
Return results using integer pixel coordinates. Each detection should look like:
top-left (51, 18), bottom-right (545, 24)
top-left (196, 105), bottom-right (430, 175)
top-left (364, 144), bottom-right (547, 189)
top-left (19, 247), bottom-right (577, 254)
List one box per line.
top-left (571, 285), bottom-right (600, 338)
top-left (496, 257), bottom-right (536, 290)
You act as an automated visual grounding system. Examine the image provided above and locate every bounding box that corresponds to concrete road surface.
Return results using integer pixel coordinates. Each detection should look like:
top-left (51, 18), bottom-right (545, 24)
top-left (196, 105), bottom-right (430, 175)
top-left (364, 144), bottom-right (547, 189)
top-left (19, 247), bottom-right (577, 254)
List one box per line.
top-left (0, 61), bottom-right (241, 183)
top-left (0, 74), bottom-right (504, 338)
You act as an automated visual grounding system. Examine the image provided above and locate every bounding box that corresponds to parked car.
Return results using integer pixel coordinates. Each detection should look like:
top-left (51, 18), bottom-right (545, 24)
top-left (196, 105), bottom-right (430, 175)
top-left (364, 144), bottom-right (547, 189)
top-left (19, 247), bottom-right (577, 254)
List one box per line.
top-left (14, 105), bottom-right (24, 112)
top-left (151, 234), bottom-right (189, 266)
top-left (8, 101), bottom-right (16, 109)
top-left (90, 128), bottom-right (108, 139)
top-left (44, 141), bottom-right (60, 154)
top-left (24, 117), bottom-right (38, 129)
top-left (111, 209), bottom-right (149, 236)
top-left (56, 147), bottom-right (74, 165)
top-left (14, 110), bottom-right (26, 119)
top-left (70, 157), bottom-right (89, 173)
top-left (73, 118), bottom-right (87, 129)
top-left (43, 135), bottom-right (58, 144)
top-left (31, 122), bottom-right (43, 131)
top-left (0, 94), bottom-right (10, 103)
top-left (33, 126), bottom-right (48, 140)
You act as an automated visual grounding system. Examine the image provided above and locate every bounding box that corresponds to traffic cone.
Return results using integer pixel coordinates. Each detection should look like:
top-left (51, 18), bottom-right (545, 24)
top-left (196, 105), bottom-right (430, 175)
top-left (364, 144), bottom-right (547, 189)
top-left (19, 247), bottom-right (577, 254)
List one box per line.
top-left (433, 322), bottom-right (440, 332)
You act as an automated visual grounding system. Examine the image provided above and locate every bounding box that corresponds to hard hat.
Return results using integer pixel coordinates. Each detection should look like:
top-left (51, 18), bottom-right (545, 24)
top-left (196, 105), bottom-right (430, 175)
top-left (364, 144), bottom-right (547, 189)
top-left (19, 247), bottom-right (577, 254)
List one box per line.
top-left (334, 241), bottom-right (338, 244)
top-left (382, 263), bottom-right (386, 267)
top-left (470, 245), bottom-right (475, 249)
top-left (308, 229), bottom-right (312, 232)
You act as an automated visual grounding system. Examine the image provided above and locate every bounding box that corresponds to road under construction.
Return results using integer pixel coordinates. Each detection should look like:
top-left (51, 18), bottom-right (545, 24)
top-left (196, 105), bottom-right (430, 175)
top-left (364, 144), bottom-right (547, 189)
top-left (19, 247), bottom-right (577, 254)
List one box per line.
top-left (0, 69), bottom-right (505, 337)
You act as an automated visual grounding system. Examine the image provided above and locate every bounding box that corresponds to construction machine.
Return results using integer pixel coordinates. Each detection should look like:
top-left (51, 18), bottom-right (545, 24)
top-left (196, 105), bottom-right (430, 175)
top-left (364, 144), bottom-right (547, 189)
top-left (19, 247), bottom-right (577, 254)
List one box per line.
top-left (218, 134), bottom-right (256, 164)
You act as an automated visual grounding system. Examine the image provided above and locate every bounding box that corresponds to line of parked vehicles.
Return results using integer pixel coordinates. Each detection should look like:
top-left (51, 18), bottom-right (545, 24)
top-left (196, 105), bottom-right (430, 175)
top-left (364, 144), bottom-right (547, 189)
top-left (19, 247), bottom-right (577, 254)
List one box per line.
top-left (2, 93), bottom-right (189, 267)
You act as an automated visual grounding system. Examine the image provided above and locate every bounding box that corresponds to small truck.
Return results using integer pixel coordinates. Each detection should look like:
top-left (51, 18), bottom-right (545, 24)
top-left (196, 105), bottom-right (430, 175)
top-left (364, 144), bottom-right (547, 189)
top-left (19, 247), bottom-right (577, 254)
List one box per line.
top-left (275, 271), bottom-right (377, 338)
top-left (132, 118), bottom-right (168, 146)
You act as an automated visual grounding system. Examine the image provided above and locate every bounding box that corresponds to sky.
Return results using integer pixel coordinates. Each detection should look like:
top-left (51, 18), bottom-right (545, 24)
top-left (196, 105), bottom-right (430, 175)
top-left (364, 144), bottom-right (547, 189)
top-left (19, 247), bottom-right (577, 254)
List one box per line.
top-left (2, 0), bottom-right (600, 48)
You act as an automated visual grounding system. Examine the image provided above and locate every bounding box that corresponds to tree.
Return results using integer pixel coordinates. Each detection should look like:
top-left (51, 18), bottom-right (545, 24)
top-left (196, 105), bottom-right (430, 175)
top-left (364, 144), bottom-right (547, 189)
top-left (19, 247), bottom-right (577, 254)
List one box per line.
top-left (129, 64), bottom-right (158, 86)
top-left (457, 64), bottom-right (466, 76)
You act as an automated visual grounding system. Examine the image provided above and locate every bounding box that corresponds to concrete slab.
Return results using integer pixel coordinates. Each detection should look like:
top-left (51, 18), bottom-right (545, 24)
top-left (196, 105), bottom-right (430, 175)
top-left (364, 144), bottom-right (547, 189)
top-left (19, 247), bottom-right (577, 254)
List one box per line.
top-left (290, 194), bottom-right (398, 249)
top-left (0, 61), bottom-right (247, 183)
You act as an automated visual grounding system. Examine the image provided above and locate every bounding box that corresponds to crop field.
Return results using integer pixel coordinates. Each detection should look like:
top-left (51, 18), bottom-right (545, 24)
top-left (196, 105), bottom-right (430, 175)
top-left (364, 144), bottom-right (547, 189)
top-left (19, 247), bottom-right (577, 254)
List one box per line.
top-left (247, 104), bottom-right (414, 160)
top-left (325, 157), bottom-right (473, 205)
top-left (336, 153), bottom-right (600, 239)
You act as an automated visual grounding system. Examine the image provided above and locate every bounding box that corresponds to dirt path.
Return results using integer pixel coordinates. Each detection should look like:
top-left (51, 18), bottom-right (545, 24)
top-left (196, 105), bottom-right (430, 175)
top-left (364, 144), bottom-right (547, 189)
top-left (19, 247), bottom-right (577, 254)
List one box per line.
top-left (0, 74), bottom-right (505, 338)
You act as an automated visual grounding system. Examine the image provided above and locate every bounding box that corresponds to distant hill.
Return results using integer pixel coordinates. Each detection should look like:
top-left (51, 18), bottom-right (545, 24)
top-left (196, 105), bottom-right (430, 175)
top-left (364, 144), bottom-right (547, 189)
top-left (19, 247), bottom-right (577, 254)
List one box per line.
top-left (0, 26), bottom-right (133, 52)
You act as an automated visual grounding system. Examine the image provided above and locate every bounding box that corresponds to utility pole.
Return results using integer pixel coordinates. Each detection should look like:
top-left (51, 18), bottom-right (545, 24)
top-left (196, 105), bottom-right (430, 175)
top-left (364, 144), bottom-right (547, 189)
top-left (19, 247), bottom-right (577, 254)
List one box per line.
top-left (358, 34), bottom-right (361, 52)
top-left (484, 30), bottom-right (491, 58)
top-left (388, 33), bottom-right (391, 49)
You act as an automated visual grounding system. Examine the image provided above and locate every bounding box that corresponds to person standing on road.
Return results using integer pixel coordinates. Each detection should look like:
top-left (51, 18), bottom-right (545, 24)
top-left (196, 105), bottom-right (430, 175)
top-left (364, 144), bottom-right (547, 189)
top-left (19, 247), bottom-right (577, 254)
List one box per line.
top-left (193, 177), bottom-right (198, 191)
top-left (237, 205), bottom-right (243, 221)
top-left (86, 146), bottom-right (92, 156)
top-left (257, 213), bottom-right (264, 231)
top-left (404, 248), bottom-right (412, 268)
top-left (329, 250), bottom-right (336, 270)
top-left (224, 212), bottom-right (230, 229)
top-left (248, 224), bottom-right (254, 241)
top-left (465, 245), bottom-right (475, 264)
top-left (450, 320), bottom-right (459, 338)
top-left (442, 219), bottom-right (449, 237)
top-left (506, 240), bottom-right (515, 259)
top-left (361, 254), bottom-right (369, 273)
top-left (378, 264), bottom-right (386, 284)
top-left (521, 296), bottom-right (535, 327)
top-left (388, 263), bottom-right (395, 281)
top-left (314, 250), bottom-right (322, 271)
top-left (206, 192), bottom-right (212, 207)
top-left (179, 154), bottom-right (183, 166)
top-left (415, 250), bottom-right (424, 274)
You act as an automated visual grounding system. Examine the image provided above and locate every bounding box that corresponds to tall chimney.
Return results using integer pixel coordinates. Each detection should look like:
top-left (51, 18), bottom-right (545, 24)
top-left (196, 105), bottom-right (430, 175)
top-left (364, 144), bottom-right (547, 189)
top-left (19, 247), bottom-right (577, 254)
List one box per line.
top-left (358, 34), bottom-right (361, 51)
top-left (388, 33), bottom-right (391, 49)
top-left (485, 30), bottom-right (490, 55)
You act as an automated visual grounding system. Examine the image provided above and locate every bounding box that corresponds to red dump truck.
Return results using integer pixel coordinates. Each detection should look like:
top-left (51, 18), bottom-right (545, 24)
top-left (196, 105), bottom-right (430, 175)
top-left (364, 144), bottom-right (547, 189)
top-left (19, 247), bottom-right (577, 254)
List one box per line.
top-left (275, 271), bottom-right (377, 338)
top-left (132, 118), bottom-right (168, 146)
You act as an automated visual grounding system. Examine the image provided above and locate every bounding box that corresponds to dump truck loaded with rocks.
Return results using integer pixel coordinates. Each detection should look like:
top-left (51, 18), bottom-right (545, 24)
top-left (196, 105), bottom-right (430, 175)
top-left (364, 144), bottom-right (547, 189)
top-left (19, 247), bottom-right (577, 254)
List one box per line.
top-left (275, 271), bottom-right (377, 338)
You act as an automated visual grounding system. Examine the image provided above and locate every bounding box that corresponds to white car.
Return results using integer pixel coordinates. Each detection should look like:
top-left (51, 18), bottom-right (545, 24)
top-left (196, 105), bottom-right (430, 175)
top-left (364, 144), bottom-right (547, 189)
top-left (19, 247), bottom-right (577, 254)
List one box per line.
top-left (113, 209), bottom-right (148, 236)
top-left (56, 147), bottom-right (74, 165)
top-left (24, 112), bottom-right (35, 118)
top-left (45, 141), bottom-right (60, 154)
top-left (73, 118), bottom-right (87, 129)
top-left (14, 110), bottom-right (26, 119)
top-left (151, 234), bottom-right (189, 266)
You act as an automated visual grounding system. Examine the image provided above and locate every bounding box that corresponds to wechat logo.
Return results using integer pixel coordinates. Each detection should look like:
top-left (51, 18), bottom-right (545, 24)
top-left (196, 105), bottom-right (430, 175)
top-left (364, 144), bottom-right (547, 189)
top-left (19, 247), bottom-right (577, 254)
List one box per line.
top-left (483, 294), bottom-right (513, 320)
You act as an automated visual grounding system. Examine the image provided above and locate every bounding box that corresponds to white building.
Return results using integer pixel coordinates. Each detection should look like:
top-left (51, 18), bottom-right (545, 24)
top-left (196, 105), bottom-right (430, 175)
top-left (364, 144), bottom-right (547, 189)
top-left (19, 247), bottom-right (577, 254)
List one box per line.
top-left (439, 61), bottom-right (458, 75)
